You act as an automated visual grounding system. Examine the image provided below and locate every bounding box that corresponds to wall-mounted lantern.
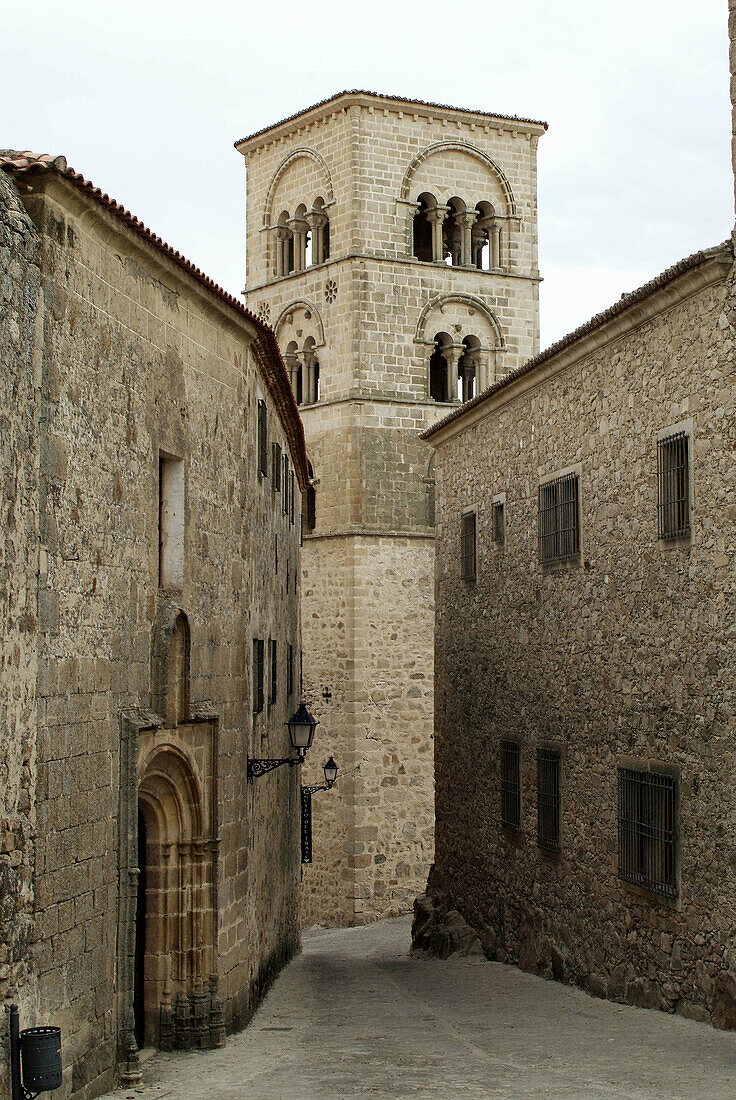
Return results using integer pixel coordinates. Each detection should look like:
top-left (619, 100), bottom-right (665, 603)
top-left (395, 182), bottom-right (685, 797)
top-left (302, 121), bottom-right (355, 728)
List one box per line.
top-left (301, 756), bottom-right (339, 863)
top-left (9, 1004), bottom-right (62, 1100)
top-left (247, 702), bottom-right (319, 782)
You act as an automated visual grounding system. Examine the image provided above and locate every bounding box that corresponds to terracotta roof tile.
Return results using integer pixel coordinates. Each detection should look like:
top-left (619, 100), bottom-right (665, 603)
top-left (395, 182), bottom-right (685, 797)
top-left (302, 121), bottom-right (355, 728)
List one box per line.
top-left (422, 240), bottom-right (734, 440)
top-left (0, 150), bottom-right (310, 490)
top-left (235, 90), bottom-right (548, 148)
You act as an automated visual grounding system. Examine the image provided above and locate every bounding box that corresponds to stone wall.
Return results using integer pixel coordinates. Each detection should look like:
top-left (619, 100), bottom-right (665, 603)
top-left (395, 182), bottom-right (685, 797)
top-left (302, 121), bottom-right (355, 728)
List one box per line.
top-left (427, 245), bottom-right (736, 1024)
top-left (0, 173), bottom-right (41, 1089)
top-left (2, 163), bottom-right (306, 1100)
top-left (239, 93), bottom-right (544, 927)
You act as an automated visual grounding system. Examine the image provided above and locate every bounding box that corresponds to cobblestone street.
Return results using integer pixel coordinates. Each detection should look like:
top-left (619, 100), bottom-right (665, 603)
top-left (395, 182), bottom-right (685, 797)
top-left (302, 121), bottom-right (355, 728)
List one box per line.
top-left (104, 916), bottom-right (736, 1099)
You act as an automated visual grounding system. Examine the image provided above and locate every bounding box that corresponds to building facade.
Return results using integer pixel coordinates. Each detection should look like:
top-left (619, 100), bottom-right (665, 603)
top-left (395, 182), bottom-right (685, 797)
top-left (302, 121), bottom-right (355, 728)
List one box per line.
top-left (0, 153), bottom-right (310, 1099)
top-left (236, 93), bottom-right (546, 925)
top-left (421, 239), bottom-right (736, 1024)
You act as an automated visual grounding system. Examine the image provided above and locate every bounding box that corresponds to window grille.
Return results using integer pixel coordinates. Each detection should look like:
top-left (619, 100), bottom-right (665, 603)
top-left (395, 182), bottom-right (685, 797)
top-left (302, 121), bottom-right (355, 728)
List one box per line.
top-left (253, 638), bottom-right (264, 714)
top-left (272, 442), bottom-right (282, 490)
top-left (500, 740), bottom-right (521, 831)
top-left (618, 768), bottom-right (677, 898)
top-left (537, 749), bottom-right (561, 852)
top-left (257, 400), bottom-right (268, 477)
top-left (492, 501), bottom-right (505, 547)
top-left (538, 473), bottom-right (579, 564)
top-left (460, 512), bottom-right (476, 580)
top-left (283, 456), bottom-right (289, 515)
top-left (269, 638), bottom-right (277, 705)
top-left (657, 431), bottom-right (690, 539)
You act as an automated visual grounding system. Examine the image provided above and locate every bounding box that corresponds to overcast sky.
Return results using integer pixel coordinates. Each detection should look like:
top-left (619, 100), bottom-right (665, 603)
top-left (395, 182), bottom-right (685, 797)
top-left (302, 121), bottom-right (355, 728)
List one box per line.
top-left (5, 0), bottom-right (733, 347)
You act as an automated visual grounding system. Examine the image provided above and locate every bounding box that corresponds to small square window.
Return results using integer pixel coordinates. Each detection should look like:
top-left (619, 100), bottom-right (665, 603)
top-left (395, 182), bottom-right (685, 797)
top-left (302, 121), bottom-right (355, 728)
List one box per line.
top-left (537, 749), bottom-right (561, 852)
top-left (618, 768), bottom-right (677, 898)
top-left (657, 432), bottom-right (690, 539)
top-left (500, 740), bottom-right (521, 831)
top-left (460, 512), bottom-right (476, 581)
top-left (538, 473), bottom-right (579, 564)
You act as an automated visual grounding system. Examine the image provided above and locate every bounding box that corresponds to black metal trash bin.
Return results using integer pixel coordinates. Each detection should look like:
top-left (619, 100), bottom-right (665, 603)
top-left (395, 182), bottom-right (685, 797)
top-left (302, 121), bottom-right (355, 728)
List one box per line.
top-left (20, 1026), bottom-right (62, 1092)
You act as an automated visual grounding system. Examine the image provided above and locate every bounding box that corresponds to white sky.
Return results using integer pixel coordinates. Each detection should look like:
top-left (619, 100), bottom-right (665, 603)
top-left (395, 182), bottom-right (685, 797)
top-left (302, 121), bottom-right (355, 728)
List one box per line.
top-left (5, 0), bottom-right (733, 347)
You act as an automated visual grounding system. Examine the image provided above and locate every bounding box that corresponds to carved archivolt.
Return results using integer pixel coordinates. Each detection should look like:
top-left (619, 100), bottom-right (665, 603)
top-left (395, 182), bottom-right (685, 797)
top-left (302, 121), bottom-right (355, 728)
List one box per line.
top-left (414, 293), bottom-right (505, 348)
top-left (263, 147), bottom-right (334, 229)
top-left (399, 140), bottom-right (517, 217)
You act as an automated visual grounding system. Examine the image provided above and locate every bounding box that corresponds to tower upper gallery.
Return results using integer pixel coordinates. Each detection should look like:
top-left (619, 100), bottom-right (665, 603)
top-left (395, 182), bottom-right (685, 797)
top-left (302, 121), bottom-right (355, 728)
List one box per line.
top-left (236, 90), bottom-right (547, 294)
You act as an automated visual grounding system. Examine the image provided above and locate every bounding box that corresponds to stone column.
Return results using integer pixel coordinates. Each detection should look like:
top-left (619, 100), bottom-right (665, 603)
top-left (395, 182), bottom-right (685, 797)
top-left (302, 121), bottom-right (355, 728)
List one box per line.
top-left (289, 218), bottom-right (308, 272)
top-left (491, 222), bottom-right (502, 270)
top-left (275, 227), bottom-right (291, 276)
top-left (475, 350), bottom-right (490, 393)
top-left (303, 351), bottom-right (318, 404)
top-left (307, 210), bottom-right (328, 265)
top-left (284, 352), bottom-right (300, 398)
top-left (426, 205), bottom-right (449, 263)
top-left (456, 211), bottom-right (477, 267)
top-left (441, 345), bottom-right (463, 403)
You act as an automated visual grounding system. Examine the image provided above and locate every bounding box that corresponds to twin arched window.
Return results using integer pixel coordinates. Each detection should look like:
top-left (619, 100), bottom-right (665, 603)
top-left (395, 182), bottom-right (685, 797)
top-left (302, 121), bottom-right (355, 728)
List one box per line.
top-left (413, 194), bottom-right (501, 270)
top-left (274, 198), bottom-right (330, 277)
top-left (284, 336), bottom-right (320, 406)
top-left (429, 332), bottom-right (489, 403)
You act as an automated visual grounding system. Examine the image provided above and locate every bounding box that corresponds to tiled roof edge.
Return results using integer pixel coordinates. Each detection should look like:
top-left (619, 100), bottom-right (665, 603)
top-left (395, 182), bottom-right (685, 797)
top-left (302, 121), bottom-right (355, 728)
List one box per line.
top-left (421, 241), bottom-right (734, 441)
top-left (0, 151), bottom-right (310, 491)
top-left (234, 90), bottom-right (548, 148)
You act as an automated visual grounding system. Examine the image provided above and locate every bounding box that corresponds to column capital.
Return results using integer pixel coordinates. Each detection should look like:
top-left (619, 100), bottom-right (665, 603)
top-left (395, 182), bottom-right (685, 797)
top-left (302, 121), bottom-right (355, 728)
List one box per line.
top-left (307, 210), bottom-right (328, 230)
top-left (441, 344), bottom-right (464, 367)
top-left (275, 226), bottom-right (291, 242)
top-left (425, 204), bottom-right (450, 224)
top-left (456, 210), bottom-right (477, 229)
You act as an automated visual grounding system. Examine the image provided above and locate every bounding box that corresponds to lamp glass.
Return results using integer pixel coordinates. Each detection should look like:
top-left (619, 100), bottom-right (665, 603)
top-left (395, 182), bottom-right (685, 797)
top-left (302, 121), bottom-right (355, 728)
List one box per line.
top-left (323, 756), bottom-right (338, 788)
top-left (287, 702), bottom-right (318, 752)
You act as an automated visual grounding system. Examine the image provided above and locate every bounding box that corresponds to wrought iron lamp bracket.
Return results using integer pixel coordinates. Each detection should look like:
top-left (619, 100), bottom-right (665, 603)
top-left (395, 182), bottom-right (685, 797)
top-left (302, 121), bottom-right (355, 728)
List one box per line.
top-left (301, 783), bottom-right (330, 796)
top-left (247, 756), bottom-right (301, 783)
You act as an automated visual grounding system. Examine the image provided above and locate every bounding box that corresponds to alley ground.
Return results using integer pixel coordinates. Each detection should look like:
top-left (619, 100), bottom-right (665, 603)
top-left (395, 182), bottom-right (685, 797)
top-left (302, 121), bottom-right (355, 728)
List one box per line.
top-left (104, 916), bottom-right (736, 1099)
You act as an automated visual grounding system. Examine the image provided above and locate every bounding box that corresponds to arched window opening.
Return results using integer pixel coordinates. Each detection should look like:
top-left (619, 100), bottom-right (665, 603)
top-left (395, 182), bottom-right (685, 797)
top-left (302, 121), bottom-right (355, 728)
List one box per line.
top-left (459, 335), bottom-right (481, 403)
top-left (413, 193), bottom-right (435, 262)
top-left (309, 197), bottom-right (329, 266)
top-left (429, 332), bottom-right (452, 402)
top-left (166, 612), bottom-right (190, 727)
top-left (302, 336), bottom-right (319, 405)
top-left (284, 340), bottom-right (303, 405)
top-left (443, 198), bottom-right (466, 266)
top-left (473, 201), bottom-right (500, 271)
top-left (289, 205), bottom-right (309, 273)
top-left (304, 461), bottom-right (316, 533)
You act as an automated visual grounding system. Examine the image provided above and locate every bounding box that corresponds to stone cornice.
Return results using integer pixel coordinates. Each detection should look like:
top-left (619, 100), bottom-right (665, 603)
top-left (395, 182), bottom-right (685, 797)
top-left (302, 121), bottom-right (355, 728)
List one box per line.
top-left (423, 244), bottom-right (733, 447)
top-left (235, 91), bottom-right (547, 155)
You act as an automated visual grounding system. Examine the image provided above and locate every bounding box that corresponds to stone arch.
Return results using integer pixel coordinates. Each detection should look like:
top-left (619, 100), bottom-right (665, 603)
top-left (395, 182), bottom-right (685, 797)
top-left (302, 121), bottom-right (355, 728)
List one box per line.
top-left (414, 293), bottom-right (505, 349)
top-left (399, 140), bottom-right (517, 216)
top-left (263, 148), bottom-right (334, 229)
top-left (135, 740), bottom-right (221, 1051)
top-left (273, 299), bottom-right (326, 349)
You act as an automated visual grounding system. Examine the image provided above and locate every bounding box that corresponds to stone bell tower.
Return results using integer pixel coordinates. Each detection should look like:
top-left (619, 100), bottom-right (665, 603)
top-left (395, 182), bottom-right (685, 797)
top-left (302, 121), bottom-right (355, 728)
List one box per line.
top-left (236, 92), bottom-right (545, 926)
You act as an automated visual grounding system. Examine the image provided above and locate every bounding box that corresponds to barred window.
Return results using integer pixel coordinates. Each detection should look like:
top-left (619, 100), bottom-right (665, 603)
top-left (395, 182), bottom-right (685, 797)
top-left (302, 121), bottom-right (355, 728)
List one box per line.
top-left (537, 749), bottom-right (561, 852)
top-left (657, 431), bottom-right (690, 539)
top-left (257, 400), bottom-right (268, 477)
top-left (460, 512), bottom-right (476, 580)
top-left (492, 501), bottom-right (505, 547)
top-left (500, 740), bottom-right (521, 831)
top-left (272, 441), bottom-right (282, 490)
top-left (269, 638), bottom-right (277, 706)
top-left (538, 472), bottom-right (579, 564)
top-left (253, 638), bottom-right (264, 714)
top-left (618, 768), bottom-right (677, 898)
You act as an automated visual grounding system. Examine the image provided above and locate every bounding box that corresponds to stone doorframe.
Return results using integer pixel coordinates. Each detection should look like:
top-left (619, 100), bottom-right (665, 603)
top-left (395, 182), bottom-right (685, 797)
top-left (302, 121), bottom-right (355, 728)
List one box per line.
top-left (116, 703), bottom-right (224, 1082)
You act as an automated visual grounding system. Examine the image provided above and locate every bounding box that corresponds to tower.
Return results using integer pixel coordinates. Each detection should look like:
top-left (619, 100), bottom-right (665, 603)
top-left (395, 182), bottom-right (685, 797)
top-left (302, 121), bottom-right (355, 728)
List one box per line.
top-left (236, 92), bottom-right (545, 926)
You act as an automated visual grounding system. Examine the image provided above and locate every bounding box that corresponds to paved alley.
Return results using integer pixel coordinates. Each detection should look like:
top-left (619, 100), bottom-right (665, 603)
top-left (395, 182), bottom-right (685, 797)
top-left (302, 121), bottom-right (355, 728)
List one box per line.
top-left (104, 916), bottom-right (736, 1099)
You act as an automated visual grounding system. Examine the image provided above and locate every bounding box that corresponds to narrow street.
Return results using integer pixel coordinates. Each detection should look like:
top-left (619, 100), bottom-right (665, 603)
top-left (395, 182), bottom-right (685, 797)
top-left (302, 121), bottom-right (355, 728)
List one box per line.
top-left (106, 916), bottom-right (736, 1099)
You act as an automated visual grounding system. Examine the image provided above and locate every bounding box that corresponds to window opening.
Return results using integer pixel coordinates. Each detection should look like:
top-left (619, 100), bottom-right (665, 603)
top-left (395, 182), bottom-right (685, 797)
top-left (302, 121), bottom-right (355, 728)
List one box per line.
top-left (413, 194), bottom-right (434, 261)
top-left (460, 512), bottom-right (476, 581)
top-left (492, 501), bottom-right (505, 547)
top-left (272, 442), bottom-right (282, 490)
top-left (257, 400), bottom-right (268, 477)
top-left (500, 740), bottom-right (521, 831)
top-left (537, 749), bottom-right (561, 852)
top-left (158, 454), bottom-right (185, 589)
top-left (657, 431), bottom-right (690, 539)
top-left (269, 638), bottom-right (277, 706)
top-left (538, 472), bottom-right (579, 564)
top-left (618, 768), bottom-right (677, 898)
top-left (253, 639), bottom-right (264, 714)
